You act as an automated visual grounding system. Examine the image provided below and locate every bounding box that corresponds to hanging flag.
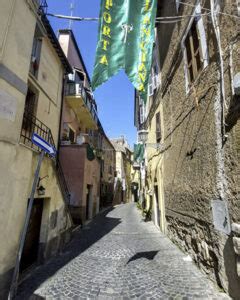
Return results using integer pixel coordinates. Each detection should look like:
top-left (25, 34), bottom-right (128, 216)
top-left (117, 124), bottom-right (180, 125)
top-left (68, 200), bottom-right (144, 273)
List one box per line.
top-left (125, 0), bottom-right (157, 102)
top-left (92, 0), bottom-right (157, 102)
top-left (91, 0), bottom-right (127, 89)
top-left (134, 143), bottom-right (144, 163)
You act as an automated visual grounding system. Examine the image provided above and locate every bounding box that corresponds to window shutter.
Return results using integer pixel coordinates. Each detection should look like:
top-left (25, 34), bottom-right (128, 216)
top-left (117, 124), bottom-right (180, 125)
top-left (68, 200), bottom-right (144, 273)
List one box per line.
top-left (214, 0), bottom-right (221, 13)
top-left (140, 105), bottom-right (145, 124)
top-left (196, 4), bottom-right (208, 68)
top-left (176, 0), bottom-right (180, 11)
top-left (156, 112), bottom-right (161, 143)
top-left (237, 0), bottom-right (240, 16)
top-left (148, 75), bottom-right (154, 96)
top-left (153, 74), bottom-right (160, 90)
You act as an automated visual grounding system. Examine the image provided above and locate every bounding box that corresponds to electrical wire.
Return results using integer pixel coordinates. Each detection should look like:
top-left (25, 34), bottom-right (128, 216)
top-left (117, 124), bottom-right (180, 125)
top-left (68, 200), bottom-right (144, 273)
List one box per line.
top-left (46, 13), bottom-right (99, 21)
top-left (156, 13), bottom-right (209, 19)
top-left (178, 1), bottom-right (240, 20)
top-left (47, 2), bottom-right (239, 23)
top-left (155, 12), bottom-right (211, 23)
top-left (47, 12), bottom-right (211, 23)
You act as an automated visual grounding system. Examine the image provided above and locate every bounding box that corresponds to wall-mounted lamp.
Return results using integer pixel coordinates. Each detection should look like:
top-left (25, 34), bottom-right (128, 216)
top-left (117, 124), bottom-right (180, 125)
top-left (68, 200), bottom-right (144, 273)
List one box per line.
top-left (138, 130), bottom-right (148, 144)
top-left (37, 175), bottom-right (49, 196)
top-left (37, 185), bottom-right (46, 196)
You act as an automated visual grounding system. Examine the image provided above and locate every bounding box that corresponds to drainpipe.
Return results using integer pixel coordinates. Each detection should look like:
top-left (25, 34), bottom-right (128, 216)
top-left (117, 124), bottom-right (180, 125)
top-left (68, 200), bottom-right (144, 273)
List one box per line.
top-left (57, 75), bottom-right (67, 155)
top-left (210, 0), bottom-right (231, 234)
top-left (210, 0), bottom-right (226, 140)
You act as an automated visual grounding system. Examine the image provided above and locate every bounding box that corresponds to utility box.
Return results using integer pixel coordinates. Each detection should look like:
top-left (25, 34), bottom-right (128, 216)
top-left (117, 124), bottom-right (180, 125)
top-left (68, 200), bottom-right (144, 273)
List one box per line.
top-left (233, 72), bottom-right (240, 95)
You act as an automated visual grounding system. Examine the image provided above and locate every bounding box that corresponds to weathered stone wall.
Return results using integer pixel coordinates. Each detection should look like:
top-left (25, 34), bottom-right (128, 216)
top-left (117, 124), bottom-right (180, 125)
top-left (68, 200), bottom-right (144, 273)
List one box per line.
top-left (146, 0), bottom-right (240, 297)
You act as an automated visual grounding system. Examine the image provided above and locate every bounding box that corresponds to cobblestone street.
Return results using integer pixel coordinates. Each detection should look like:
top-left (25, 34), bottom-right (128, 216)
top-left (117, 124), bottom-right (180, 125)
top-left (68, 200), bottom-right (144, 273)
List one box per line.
top-left (16, 203), bottom-right (230, 300)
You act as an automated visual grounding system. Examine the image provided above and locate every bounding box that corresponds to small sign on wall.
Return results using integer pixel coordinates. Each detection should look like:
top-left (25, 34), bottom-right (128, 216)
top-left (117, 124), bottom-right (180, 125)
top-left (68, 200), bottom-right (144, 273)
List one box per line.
top-left (0, 90), bottom-right (17, 122)
top-left (211, 200), bottom-right (231, 235)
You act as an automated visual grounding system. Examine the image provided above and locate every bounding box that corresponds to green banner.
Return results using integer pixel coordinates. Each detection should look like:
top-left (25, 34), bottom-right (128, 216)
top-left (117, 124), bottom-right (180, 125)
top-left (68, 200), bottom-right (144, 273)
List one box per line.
top-left (134, 143), bottom-right (144, 163)
top-left (92, 0), bottom-right (157, 102)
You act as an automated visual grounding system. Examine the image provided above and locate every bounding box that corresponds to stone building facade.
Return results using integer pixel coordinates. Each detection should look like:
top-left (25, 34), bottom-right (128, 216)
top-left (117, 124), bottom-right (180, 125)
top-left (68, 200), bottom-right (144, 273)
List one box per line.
top-left (100, 132), bottom-right (116, 208)
top-left (135, 0), bottom-right (240, 298)
top-left (111, 137), bottom-right (133, 203)
top-left (0, 1), bottom-right (73, 297)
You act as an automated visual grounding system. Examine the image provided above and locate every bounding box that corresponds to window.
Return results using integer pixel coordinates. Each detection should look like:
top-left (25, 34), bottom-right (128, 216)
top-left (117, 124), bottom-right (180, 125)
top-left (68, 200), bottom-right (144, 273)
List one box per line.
top-left (148, 75), bottom-right (154, 97)
top-left (109, 165), bottom-right (112, 174)
top-left (139, 97), bottom-right (145, 124)
top-left (176, 0), bottom-right (180, 12)
top-left (62, 124), bottom-right (76, 143)
top-left (185, 20), bottom-right (203, 84)
top-left (69, 127), bottom-right (75, 143)
top-left (22, 87), bottom-right (38, 132)
top-left (156, 112), bottom-right (161, 143)
top-left (148, 45), bottom-right (160, 97)
top-left (237, 0), bottom-right (240, 16)
top-left (30, 26), bottom-right (43, 78)
top-left (153, 65), bottom-right (160, 90)
top-left (183, 4), bottom-right (208, 92)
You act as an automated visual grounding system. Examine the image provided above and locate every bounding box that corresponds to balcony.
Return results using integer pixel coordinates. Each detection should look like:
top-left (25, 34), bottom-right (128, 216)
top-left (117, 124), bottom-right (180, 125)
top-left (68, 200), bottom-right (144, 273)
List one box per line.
top-left (33, 0), bottom-right (48, 13)
top-left (20, 111), bottom-right (71, 205)
top-left (65, 83), bottom-right (98, 130)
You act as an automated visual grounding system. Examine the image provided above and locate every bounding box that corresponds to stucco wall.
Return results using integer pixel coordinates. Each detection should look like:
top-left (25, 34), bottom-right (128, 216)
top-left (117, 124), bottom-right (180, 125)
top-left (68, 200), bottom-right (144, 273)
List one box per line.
top-left (59, 145), bottom-right (86, 207)
top-left (0, 1), bottom-right (72, 297)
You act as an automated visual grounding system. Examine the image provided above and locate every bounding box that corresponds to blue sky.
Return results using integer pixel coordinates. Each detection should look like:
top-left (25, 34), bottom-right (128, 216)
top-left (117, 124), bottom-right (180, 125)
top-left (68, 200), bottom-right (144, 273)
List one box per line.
top-left (47, 0), bottom-right (136, 147)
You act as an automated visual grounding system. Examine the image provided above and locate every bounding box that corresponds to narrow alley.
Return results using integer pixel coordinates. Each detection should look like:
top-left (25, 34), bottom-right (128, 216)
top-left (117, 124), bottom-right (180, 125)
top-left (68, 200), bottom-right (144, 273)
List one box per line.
top-left (16, 203), bottom-right (229, 300)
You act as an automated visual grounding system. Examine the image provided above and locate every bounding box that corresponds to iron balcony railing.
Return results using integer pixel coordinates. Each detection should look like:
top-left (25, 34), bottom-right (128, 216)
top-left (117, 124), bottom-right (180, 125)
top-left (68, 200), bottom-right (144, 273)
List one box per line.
top-left (34, 0), bottom-right (48, 13)
top-left (65, 82), bottom-right (98, 124)
top-left (20, 111), bottom-right (71, 206)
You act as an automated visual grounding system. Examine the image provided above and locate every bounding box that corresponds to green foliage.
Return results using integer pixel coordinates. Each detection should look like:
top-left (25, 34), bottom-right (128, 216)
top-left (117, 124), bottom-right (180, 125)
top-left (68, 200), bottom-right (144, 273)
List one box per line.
top-left (136, 202), bottom-right (152, 222)
top-left (136, 201), bottom-right (142, 211)
top-left (143, 208), bottom-right (152, 222)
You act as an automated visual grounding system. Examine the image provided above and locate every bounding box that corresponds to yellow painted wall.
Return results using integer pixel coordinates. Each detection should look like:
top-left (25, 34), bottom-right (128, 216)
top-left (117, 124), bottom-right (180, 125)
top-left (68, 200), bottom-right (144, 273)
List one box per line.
top-left (0, 1), bottom-right (72, 296)
top-left (0, 0), bottom-right (36, 80)
top-left (102, 137), bottom-right (115, 184)
top-left (146, 104), bottom-right (166, 232)
top-left (0, 0), bottom-right (36, 145)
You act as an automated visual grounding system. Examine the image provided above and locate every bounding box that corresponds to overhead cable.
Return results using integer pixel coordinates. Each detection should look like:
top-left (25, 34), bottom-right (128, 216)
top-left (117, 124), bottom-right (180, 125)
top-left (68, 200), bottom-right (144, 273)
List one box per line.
top-left (47, 12), bottom-right (210, 23)
top-left (178, 1), bottom-right (240, 19)
top-left (46, 13), bottom-right (99, 21)
top-left (156, 13), bottom-right (210, 19)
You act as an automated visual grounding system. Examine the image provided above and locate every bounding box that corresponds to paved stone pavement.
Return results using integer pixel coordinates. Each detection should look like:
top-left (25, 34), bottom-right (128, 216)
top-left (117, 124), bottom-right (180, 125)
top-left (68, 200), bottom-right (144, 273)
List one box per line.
top-left (16, 203), bottom-right (230, 300)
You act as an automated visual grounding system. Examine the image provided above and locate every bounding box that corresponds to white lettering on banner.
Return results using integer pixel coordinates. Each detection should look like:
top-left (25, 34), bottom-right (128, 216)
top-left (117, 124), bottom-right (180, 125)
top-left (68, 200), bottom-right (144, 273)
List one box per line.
top-left (0, 90), bottom-right (17, 122)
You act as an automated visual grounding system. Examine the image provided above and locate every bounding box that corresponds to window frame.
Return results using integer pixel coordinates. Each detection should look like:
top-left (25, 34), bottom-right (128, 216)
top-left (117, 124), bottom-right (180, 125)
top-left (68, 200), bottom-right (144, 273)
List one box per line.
top-left (182, 3), bottom-right (208, 93)
top-left (30, 25), bottom-right (43, 78)
top-left (184, 20), bottom-right (203, 84)
top-left (68, 126), bottom-right (75, 143)
top-left (176, 0), bottom-right (180, 12)
top-left (155, 112), bottom-right (162, 144)
top-left (237, 0), bottom-right (240, 16)
top-left (22, 87), bottom-right (39, 133)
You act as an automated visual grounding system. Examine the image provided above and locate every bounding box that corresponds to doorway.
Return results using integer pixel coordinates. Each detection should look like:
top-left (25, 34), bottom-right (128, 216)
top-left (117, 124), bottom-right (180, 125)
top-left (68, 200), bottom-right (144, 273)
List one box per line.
top-left (86, 185), bottom-right (93, 220)
top-left (154, 184), bottom-right (160, 228)
top-left (20, 198), bottom-right (43, 273)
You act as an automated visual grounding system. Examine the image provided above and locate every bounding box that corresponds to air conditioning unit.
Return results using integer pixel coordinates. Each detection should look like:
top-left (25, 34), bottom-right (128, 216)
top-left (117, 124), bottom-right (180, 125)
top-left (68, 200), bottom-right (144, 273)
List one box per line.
top-left (233, 73), bottom-right (240, 95)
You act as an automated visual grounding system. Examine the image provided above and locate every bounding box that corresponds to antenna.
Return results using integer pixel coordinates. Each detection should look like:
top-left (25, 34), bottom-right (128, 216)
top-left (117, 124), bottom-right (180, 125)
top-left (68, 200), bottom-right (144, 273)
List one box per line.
top-left (68, 0), bottom-right (75, 30)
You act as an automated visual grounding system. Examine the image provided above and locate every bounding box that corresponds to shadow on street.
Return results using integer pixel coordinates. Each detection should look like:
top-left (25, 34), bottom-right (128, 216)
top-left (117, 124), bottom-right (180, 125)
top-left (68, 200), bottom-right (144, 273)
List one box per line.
top-left (15, 206), bottom-right (121, 299)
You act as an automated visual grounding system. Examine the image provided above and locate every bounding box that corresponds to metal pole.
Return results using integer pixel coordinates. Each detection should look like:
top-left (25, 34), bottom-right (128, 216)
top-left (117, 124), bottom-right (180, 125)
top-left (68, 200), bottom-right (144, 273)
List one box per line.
top-left (8, 150), bottom-right (45, 299)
